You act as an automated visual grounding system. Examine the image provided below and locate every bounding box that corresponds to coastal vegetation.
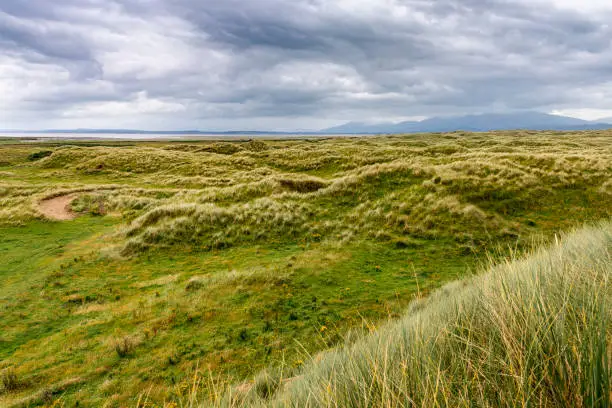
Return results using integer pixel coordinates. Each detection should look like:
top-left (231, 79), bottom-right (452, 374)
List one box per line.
top-left (0, 131), bottom-right (610, 406)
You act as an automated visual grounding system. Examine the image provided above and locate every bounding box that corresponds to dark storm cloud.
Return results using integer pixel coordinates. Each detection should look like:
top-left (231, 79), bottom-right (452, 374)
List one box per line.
top-left (0, 13), bottom-right (91, 62)
top-left (173, 0), bottom-right (612, 116)
top-left (1, 0), bottom-right (612, 129)
top-left (0, 1), bottom-right (104, 86)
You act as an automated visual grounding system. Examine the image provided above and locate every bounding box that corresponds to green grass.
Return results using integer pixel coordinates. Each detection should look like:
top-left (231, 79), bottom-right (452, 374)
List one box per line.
top-left (226, 221), bottom-right (611, 407)
top-left (0, 227), bottom-right (472, 406)
top-left (0, 217), bottom-right (120, 358)
top-left (0, 132), bottom-right (610, 406)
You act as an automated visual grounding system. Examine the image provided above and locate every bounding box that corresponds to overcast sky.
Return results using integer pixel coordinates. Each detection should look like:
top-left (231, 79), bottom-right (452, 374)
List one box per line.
top-left (1, 0), bottom-right (612, 131)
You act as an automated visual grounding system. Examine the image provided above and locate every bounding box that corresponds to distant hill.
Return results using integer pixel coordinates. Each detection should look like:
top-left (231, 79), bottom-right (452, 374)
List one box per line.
top-left (323, 112), bottom-right (612, 134)
top-left (4, 112), bottom-right (612, 136)
top-left (593, 116), bottom-right (612, 124)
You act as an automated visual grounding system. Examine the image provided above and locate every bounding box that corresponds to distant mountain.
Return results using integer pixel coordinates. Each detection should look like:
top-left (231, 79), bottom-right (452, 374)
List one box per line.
top-left (322, 112), bottom-right (612, 134)
top-left (323, 121), bottom-right (417, 134)
top-left (5, 112), bottom-right (612, 137)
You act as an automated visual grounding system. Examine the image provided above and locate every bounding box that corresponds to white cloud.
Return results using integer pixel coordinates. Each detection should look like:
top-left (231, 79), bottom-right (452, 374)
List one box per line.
top-left (551, 109), bottom-right (612, 121)
top-left (1, 0), bottom-right (612, 130)
top-left (547, 0), bottom-right (612, 12)
top-left (62, 91), bottom-right (187, 117)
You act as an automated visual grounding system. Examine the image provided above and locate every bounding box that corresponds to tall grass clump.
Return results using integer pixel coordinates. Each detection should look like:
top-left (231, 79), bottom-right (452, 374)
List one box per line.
top-left (121, 198), bottom-right (318, 253)
top-left (239, 222), bottom-right (611, 407)
top-left (1, 367), bottom-right (22, 393)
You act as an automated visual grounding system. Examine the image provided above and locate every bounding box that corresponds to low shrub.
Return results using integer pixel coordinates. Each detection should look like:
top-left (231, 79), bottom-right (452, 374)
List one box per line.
top-left (27, 150), bottom-right (53, 161)
top-left (1, 367), bottom-right (21, 392)
top-left (113, 336), bottom-right (137, 358)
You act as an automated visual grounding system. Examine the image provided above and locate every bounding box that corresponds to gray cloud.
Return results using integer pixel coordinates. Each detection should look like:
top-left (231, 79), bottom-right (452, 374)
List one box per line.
top-left (1, 0), bottom-right (612, 130)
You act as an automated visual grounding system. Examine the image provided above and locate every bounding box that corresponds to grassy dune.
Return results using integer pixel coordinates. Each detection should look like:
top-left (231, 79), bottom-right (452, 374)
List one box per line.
top-left (227, 222), bottom-right (610, 407)
top-left (0, 131), bottom-right (610, 407)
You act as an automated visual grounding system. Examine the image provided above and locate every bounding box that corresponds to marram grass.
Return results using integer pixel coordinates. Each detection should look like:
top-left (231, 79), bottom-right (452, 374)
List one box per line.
top-left (1, 133), bottom-right (610, 407)
top-left (214, 222), bottom-right (611, 408)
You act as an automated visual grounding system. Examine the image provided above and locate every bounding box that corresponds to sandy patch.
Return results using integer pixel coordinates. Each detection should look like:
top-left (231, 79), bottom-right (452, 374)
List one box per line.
top-left (38, 194), bottom-right (78, 220)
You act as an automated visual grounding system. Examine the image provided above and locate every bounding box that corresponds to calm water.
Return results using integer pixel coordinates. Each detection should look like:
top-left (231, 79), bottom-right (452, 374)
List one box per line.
top-left (0, 132), bottom-right (359, 141)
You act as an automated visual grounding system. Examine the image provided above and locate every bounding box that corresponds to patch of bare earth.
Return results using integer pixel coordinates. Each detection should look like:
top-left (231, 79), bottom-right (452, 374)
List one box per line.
top-left (38, 194), bottom-right (78, 221)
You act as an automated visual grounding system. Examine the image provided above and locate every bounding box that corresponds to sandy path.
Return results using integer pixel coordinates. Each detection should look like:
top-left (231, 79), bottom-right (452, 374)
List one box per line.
top-left (38, 194), bottom-right (78, 221)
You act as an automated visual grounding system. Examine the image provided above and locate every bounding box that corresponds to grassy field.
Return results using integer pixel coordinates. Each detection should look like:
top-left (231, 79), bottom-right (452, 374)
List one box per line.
top-left (231, 221), bottom-right (611, 407)
top-left (0, 131), bottom-right (610, 407)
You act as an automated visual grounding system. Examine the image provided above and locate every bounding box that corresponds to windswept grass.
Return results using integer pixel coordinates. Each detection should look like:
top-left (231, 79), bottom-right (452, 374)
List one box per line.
top-left (218, 222), bottom-right (612, 407)
top-left (0, 132), bottom-right (610, 407)
top-left (122, 198), bottom-right (316, 253)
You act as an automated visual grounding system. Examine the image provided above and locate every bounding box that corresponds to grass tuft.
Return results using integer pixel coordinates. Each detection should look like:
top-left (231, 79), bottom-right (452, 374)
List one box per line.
top-left (113, 336), bottom-right (139, 358)
top-left (1, 367), bottom-right (21, 393)
top-left (241, 222), bottom-right (612, 408)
